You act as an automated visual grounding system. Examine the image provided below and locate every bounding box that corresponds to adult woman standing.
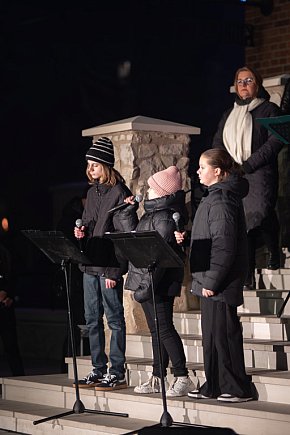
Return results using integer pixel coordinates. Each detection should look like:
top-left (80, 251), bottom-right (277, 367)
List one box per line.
top-left (212, 66), bottom-right (283, 288)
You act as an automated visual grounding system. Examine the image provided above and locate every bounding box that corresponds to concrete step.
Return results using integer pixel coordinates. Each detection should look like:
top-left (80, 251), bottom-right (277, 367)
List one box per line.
top-left (172, 311), bottom-right (290, 341)
top-left (127, 360), bottom-right (290, 406)
top-left (0, 397), bottom-right (155, 435)
top-left (239, 289), bottom-right (290, 316)
top-left (67, 330), bottom-right (290, 381)
top-left (126, 332), bottom-right (290, 370)
top-left (65, 355), bottom-right (290, 405)
top-left (257, 268), bottom-right (290, 290)
top-left (2, 374), bottom-right (290, 435)
top-left (239, 313), bottom-right (290, 340)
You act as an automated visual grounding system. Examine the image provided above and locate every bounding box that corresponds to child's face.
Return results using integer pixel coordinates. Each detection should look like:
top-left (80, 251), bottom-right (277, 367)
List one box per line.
top-left (197, 156), bottom-right (221, 187)
top-left (147, 187), bottom-right (159, 200)
top-left (87, 160), bottom-right (103, 180)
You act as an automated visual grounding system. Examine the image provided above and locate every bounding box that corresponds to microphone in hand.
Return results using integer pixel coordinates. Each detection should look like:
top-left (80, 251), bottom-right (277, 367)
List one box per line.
top-left (108, 194), bottom-right (143, 214)
top-left (75, 218), bottom-right (84, 252)
top-left (173, 212), bottom-right (186, 249)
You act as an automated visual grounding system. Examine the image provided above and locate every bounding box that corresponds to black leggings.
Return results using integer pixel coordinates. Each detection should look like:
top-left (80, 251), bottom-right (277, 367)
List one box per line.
top-left (141, 295), bottom-right (188, 378)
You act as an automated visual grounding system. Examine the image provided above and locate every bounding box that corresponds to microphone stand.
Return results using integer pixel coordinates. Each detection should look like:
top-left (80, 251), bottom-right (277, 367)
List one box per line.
top-left (21, 230), bottom-right (128, 426)
top-left (105, 230), bottom-right (201, 434)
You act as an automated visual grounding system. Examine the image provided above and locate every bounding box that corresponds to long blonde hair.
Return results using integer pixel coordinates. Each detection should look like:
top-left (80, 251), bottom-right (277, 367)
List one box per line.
top-left (86, 162), bottom-right (125, 186)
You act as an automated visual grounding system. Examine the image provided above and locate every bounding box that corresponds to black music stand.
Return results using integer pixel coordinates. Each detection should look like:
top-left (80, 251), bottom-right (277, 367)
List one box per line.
top-left (22, 230), bottom-right (128, 425)
top-left (257, 115), bottom-right (290, 317)
top-left (257, 114), bottom-right (290, 144)
top-left (105, 230), bottom-right (200, 433)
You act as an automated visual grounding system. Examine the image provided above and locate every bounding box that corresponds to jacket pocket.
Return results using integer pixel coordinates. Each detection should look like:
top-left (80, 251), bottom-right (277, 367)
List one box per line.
top-left (190, 239), bottom-right (212, 272)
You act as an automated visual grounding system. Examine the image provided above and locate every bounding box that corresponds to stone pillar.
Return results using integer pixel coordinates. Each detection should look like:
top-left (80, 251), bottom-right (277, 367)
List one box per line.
top-left (82, 116), bottom-right (201, 333)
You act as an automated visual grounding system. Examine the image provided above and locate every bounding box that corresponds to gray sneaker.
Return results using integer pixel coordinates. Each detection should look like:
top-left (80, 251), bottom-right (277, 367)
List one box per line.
top-left (134, 375), bottom-right (169, 394)
top-left (166, 376), bottom-right (195, 397)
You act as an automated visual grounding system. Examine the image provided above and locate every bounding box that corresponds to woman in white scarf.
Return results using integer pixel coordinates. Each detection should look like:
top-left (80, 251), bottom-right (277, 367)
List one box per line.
top-left (212, 66), bottom-right (283, 289)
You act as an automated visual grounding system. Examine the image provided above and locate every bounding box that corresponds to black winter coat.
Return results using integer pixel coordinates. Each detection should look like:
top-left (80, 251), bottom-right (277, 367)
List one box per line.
top-left (190, 175), bottom-right (249, 307)
top-left (124, 190), bottom-right (187, 298)
top-left (212, 98), bottom-right (283, 231)
top-left (80, 180), bottom-right (138, 279)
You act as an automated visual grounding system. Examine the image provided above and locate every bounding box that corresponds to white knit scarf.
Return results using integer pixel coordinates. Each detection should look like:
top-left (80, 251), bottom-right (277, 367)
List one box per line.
top-left (222, 98), bottom-right (265, 164)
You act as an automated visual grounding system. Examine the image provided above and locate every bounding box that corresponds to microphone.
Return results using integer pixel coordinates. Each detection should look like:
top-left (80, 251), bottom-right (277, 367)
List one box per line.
top-left (172, 212), bottom-right (182, 233)
top-left (108, 194), bottom-right (143, 214)
top-left (173, 212), bottom-right (185, 251)
top-left (75, 218), bottom-right (83, 229)
top-left (75, 218), bottom-right (84, 252)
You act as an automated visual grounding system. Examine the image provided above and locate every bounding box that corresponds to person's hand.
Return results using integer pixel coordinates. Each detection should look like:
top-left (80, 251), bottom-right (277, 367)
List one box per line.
top-left (0, 290), bottom-right (13, 307)
top-left (105, 278), bottom-right (116, 289)
top-left (74, 226), bottom-right (85, 239)
top-left (174, 231), bottom-right (186, 244)
top-left (124, 196), bottom-right (135, 205)
top-left (202, 288), bottom-right (215, 297)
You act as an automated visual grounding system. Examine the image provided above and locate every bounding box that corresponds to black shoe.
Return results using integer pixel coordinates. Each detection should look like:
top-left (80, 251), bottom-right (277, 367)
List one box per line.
top-left (95, 373), bottom-right (127, 391)
top-left (74, 370), bottom-right (104, 388)
top-left (267, 251), bottom-right (280, 270)
top-left (217, 393), bottom-right (253, 403)
top-left (244, 272), bottom-right (256, 290)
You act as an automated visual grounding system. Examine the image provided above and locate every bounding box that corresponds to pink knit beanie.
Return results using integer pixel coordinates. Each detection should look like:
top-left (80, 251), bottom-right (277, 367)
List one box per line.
top-left (148, 166), bottom-right (182, 197)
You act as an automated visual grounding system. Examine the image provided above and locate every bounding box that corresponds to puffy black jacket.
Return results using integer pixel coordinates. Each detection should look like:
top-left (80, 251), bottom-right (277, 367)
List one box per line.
top-left (80, 180), bottom-right (138, 280)
top-left (190, 175), bottom-right (249, 307)
top-left (213, 97), bottom-right (283, 231)
top-left (124, 190), bottom-right (187, 298)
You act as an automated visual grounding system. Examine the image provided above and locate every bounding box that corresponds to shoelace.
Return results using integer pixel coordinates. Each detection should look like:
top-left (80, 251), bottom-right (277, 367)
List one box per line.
top-left (169, 377), bottom-right (177, 388)
top-left (87, 371), bottom-right (97, 380)
top-left (103, 373), bottom-right (117, 382)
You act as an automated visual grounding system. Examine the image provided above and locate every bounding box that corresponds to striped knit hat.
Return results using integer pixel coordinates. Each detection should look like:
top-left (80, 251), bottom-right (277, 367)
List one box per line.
top-left (148, 166), bottom-right (182, 197)
top-left (86, 137), bottom-right (115, 167)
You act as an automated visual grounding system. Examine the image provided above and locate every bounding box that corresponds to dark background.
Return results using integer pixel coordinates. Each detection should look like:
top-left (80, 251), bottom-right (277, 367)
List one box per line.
top-left (0, 0), bottom-right (247, 307)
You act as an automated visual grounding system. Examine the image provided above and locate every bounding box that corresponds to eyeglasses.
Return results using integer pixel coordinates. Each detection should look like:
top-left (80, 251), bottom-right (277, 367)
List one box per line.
top-left (236, 77), bottom-right (255, 87)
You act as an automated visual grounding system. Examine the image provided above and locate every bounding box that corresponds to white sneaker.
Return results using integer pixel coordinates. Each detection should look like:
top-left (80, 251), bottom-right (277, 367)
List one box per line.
top-left (217, 393), bottom-right (253, 403)
top-left (134, 375), bottom-right (169, 394)
top-left (166, 376), bottom-right (195, 397)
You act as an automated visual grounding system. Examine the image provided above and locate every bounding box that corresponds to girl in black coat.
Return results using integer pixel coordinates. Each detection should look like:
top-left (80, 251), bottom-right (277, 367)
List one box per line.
top-left (212, 66), bottom-right (283, 288)
top-left (125, 166), bottom-right (195, 397)
top-left (176, 149), bottom-right (254, 403)
top-left (74, 137), bottom-right (138, 391)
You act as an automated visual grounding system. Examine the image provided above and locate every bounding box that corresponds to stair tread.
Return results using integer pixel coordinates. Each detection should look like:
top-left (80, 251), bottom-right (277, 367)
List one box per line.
top-left (4, 367), bottom-right (290, 389)
top-left (126, 331), bottom-right (290, 347)
top-left (0, 398), bottom-right (156, 432)
top-left (2, 385), bottom-right (290, 422)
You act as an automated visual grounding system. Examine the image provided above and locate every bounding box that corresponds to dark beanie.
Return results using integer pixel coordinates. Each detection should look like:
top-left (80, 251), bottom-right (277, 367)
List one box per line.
top-left (86, 137), bottom-right (115, 167)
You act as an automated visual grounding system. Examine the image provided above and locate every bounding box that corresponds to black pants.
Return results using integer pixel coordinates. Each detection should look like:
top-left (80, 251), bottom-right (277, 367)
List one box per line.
top-left (0, 306), bottom-right (24, 376)
top-left (199, 298), bottom-right (252, 398)
top-left (142, 295), bottom-right (188, 378)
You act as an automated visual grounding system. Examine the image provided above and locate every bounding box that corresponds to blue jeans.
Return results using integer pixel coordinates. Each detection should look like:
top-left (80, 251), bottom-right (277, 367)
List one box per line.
top-left (83, 273), bottom-right (126, 379)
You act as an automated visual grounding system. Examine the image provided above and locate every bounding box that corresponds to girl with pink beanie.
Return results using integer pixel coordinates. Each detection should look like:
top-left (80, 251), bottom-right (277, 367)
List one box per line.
top-left (124, 166), bottom-right (195, 397)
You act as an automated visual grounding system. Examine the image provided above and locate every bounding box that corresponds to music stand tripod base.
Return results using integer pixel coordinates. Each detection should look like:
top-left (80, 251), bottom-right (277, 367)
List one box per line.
top-left (22, 230), bottom-right (128, 425)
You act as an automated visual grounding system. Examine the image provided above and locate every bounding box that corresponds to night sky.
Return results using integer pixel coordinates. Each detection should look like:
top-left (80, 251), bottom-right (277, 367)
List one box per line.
top-left (0, 0), bottom-right (246, 307)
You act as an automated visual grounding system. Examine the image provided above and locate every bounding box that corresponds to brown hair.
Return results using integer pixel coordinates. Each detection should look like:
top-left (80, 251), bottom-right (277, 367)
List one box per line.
top-left (86, 162), bottom-right (125, 186)
top-left (201, 149), bottom-right (242, 180)
top-left (234, 65), bottom-right (263, 96)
